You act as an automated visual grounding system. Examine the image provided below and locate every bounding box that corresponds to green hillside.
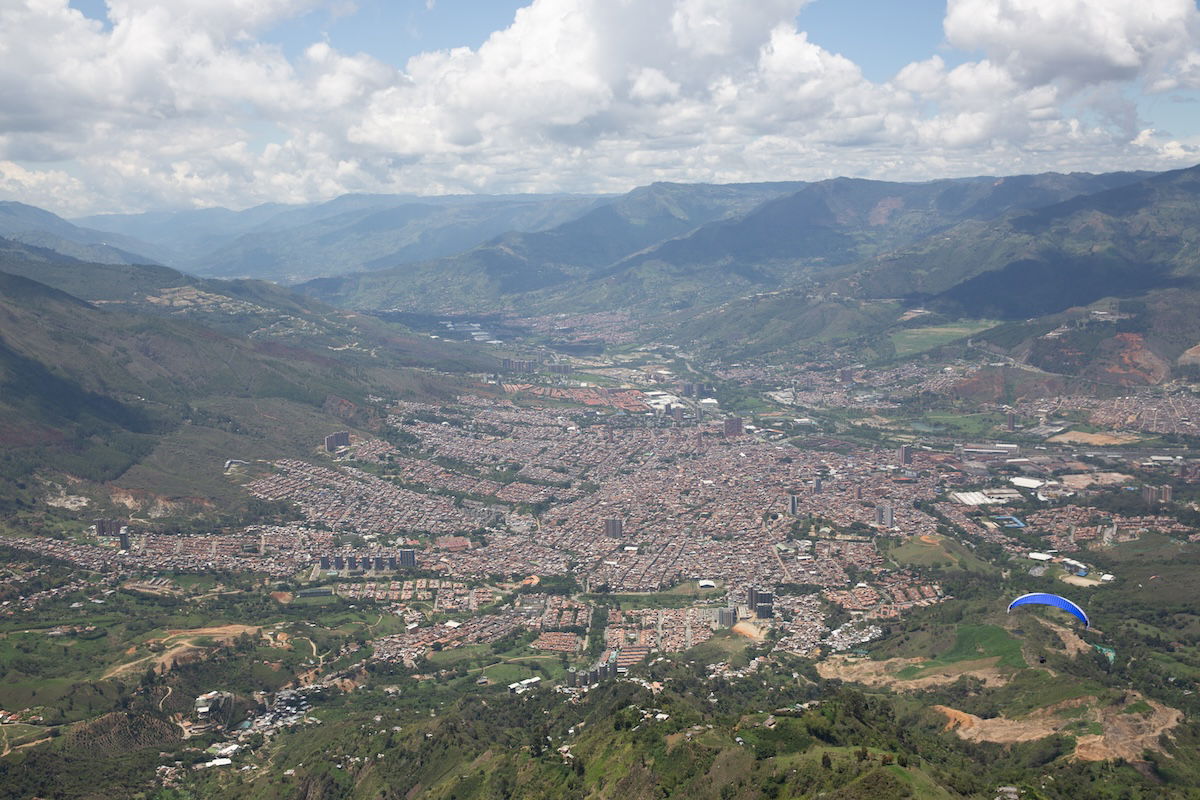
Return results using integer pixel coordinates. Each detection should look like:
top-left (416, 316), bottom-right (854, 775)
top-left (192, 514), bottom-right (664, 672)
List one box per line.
top-left (299, 171), bottom-right (1150, 315)
top-left (0, 256), bottom-right (489, 517)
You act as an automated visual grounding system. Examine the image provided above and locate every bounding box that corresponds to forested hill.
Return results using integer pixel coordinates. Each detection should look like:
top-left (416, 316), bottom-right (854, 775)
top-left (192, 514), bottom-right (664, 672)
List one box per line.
top-left (297, 170), bottom-right (1151, 313)
top-left (0, 245), bottom-right (491, 517)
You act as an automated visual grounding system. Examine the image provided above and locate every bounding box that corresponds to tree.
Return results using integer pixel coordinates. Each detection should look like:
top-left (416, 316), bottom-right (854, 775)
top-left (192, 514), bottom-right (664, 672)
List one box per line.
top-left (821, 752), bottom-right (833, 770)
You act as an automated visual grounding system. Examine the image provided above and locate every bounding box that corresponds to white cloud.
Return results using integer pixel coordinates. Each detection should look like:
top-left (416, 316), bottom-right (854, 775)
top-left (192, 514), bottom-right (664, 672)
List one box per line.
top-left (0, 0), bottom-right (1197, 215)
top-left (944, 0), bottom-right (1200, 91)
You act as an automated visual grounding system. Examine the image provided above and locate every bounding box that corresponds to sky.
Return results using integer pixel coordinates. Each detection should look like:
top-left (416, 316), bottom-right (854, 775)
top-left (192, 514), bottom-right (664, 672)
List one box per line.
top-left (2, 0), bottom-right (1199, 215)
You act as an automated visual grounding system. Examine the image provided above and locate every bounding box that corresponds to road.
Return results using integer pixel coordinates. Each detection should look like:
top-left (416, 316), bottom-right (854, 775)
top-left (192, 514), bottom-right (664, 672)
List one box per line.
top-left (158, 685), bottom-right (173, 712)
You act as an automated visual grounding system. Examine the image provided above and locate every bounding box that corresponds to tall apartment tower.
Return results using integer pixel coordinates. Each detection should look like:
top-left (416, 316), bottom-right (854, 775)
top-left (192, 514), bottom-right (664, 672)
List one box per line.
top-left (1006, 412), bottom-right (1017, 432)
top-left (723, 417), bottom-right (744, 437)
top-left (789, 494), bottom-right (802, 516)
top-left (746, 587), bottom-right (774, 619)
top-left (94, 518), bottom-right (123, 537)
top-left (897, 445), bottom-right (912, 466)
top-left (604, 518), bottom-right (624, 538)
top-left (398, 549), bottom-right (417, 569)
top-left (875, 502), bottom-right (895, 528)
top-left (324, 431), bottom-right (350, 452)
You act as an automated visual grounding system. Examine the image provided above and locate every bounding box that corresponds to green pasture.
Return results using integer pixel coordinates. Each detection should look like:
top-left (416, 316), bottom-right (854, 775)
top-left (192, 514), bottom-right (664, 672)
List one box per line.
top-left (890, 321), bottom-right (998, 358)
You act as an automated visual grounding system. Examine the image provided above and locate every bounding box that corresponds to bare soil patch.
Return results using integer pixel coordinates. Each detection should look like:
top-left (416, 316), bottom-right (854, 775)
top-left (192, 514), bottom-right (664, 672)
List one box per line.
top-left (817, 655), bottom-right (1009, 690)
top-left (1059, 472), bottom-right (1132, 489)
top-left (161, 624), bottom-right (259, 640)
top-left (1049, 431), bottom-right (1140, 446)
top-left (103, 625), bottom-right (261, 679)
top-left (934, 694), bottom-right (1181, 762)
top-left (732, 621), bottom-right (765, 641)
top-left (1036, 618), bottom-right (1090, 657)
top-left (1060, 573), bottom-right (1103, 588)
top-left (44, 492), bottom-right (90, 510)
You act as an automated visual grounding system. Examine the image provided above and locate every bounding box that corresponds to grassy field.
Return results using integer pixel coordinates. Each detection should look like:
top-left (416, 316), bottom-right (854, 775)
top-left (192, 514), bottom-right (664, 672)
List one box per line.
top-left (663, 580), bottom-right (727, 599)
top-left (583, 588), bottom-right (722, 610)
top-left (685, 630), bottom-right (753, 668)
top-left (913, 411), bottom-right (1010, 437)
top-left (890, 321), bottom-right (998, 358)
top-left (887, 534), bottom-right (992, 573)
top-left (894, 624), bottom-right (1026, 678)
top-left (984, 669), bottom-right (1108, 716)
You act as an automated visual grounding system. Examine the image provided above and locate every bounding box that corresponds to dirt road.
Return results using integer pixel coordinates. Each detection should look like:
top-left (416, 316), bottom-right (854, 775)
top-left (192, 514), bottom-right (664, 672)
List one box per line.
top-left (103, 625), bottom-right (261, 679)
top-left (817, 655), bottom-right (1009, 690)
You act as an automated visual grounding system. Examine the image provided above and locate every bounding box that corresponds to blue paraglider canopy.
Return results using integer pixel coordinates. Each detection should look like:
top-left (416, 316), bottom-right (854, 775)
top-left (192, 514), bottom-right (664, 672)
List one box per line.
top-left (1007, 593), bottom-right (1089, 628)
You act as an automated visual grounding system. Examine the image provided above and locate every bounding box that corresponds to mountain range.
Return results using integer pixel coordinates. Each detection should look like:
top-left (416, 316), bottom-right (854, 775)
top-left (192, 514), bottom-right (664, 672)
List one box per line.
top-left (76, 193), bottom-right (606, 284)
top-left (296, 170), bottom-right (1152, 314)
top-left (7, 164), bottom-right (1200, 387)
top-left (0, 238), bottom-right (491, 518)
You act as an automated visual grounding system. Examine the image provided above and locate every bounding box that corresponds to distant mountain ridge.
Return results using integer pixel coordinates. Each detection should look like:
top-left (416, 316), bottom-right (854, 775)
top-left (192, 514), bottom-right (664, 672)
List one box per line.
top-left (77, 192), bottom-right (608, 284)
top-left (0, 201), bottom-right (166, 266)
top-left (847, 164), bottom-right (1200, 316)
top-left (659, 164), bottom-right (1200, 383)
top-left (299, 181), bottom-right (808, 309)
top-left (299, 170), bottom-right (1153, 313)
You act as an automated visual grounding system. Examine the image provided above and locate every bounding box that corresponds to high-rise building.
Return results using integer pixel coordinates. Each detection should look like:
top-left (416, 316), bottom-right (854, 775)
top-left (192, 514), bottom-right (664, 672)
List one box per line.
top-left (118, 530), bottom-right (131, 551)
top-left (319, 556), bottom-right (331, 570)
top-left (789, 494), bottom-right (802, 515)
top-left (723, 416), bottom-right (743, 437)
top-left (717, 607), bottom-right (737, 628)
top-left (333, 556), bottom-right (345, 570)
top-left (755, 602), bottom-right (774, 620)
top-left (1006, 412), bottom-right (1017, 432)
top-left (501, 358), bottom-right (538, 373)
top-left (1142, 485), bottom-right (1173, 505)
top-left (398, 549), bottom-right (417, 568)
top-left (812, 477), bottom-right (823, 495)
top-left (374, 556), bottom-right (386, 571)
top-left (324, 431), bottom-right (350, 452)
top-left (875, 502), bottom-right (894, 528)
top-left (897, 445), bottom-right (912, 465)
top-left (94, 518), bottom-right (124, 537)
top-left (747, 587), bottom-right (773, 609)
top-left (604, 518), bottom-right (623, 538)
